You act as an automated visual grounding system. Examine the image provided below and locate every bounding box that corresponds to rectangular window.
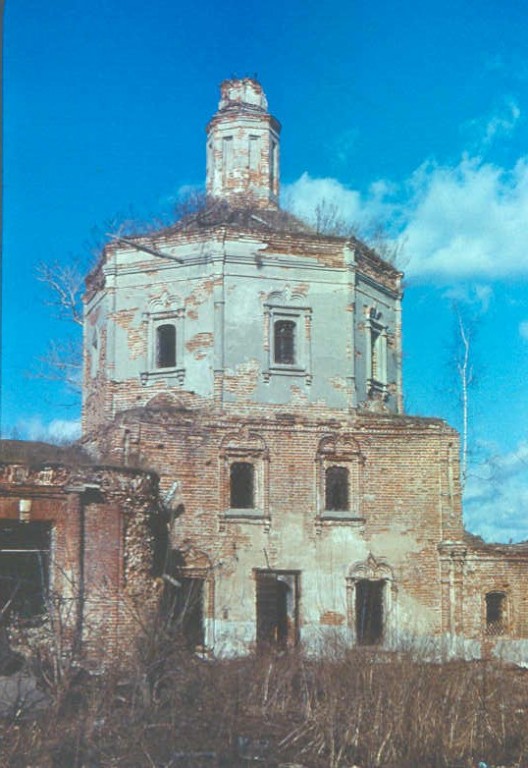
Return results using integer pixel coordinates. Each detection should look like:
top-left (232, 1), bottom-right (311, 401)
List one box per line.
top-left (273, 319), bottom-right (296, 365)
top-left (0, 521), bottom-right (51, 622)
top-left (325, 466), bottom-right (349, 511)
top-left (230, 462), bottom-right (255, 509)
top-left (156, 324), bottom-right (176, 368)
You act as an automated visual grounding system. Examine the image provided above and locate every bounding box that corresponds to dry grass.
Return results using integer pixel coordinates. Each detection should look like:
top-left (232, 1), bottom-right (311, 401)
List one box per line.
top-left (0, 644), bottom-right (527, 767)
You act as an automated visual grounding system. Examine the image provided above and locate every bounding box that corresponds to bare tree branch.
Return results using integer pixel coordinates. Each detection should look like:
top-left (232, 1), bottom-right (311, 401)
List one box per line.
top-left (36, 261), bottom-right (84, 326)
top-left (453, 305), bottom-right (476, 488)
top-left (30, 339), bottom-right (82, 392)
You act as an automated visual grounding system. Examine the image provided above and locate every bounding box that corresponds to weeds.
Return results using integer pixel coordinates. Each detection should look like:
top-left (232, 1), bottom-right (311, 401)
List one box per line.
top-left (0, 647), bottom-right (526, 767)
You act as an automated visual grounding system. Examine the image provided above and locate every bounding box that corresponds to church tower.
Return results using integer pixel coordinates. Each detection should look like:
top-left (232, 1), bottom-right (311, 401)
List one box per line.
top-left (205, 78), bottom-right (281, 208)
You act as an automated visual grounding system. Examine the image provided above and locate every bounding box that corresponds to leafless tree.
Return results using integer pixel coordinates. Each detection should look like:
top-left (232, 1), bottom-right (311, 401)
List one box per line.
top-left (32, 260), bottom-right (85, 392)
top-left (312, 199), bottom-right (354, 237)
top-left (298, 199), bottom-right (406, 267)
top-left (453, 305), bottom-right (476, 487)
top-left (36, 260), bottom-right (84, 327)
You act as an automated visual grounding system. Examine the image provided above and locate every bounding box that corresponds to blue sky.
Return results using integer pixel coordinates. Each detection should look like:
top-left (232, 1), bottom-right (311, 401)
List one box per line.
top-left (2, 0), bottom-right (528, 541)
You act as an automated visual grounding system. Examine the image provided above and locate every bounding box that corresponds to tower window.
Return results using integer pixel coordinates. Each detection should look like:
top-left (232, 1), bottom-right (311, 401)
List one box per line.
top-left (371, 326), bottom-right (381, 380)
top-left (249, 135), bottom-right (260, 170)
top-left (270, 140), bottom-right (277, 191)
top-left (230, 462), bottom-right (254, 509)
top-left (222, 135), bottom-right (233, 176)
top-left (274, 320), bottom-right (296, 365)
top-left (325, 466), bottom-right (349, 511)
top-left (156, 324), bottom-right (176, 368)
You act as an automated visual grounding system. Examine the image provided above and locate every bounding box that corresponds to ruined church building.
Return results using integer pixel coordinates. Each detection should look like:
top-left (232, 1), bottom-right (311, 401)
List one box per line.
top-left (2, 79), bottom-right (528, 662)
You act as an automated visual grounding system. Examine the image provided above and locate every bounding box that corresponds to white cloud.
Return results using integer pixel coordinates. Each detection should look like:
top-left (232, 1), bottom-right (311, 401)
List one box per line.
top-left (442, 284), bottom-right (493, 313)
top-left (401, 156), bottom-right (528, 279)
top-left (283, 173), bottom-right (366, 229)
top-left (15, 417), bottom-right (81, 445)
top-left (465, 98), bottom-right (521, 150)
top-left (519, 321), bottom-right (528, 340)
top-left (284, 154), bottom-right (528, 281)
top-left (464, 442), bottom-right (528, 542)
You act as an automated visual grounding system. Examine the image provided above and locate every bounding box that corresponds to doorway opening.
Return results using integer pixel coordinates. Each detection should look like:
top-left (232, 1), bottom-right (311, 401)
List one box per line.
top-left (161, 576), bottom-right (205, 649)
top-left (356, 579), bottom-right (384, 645)
top-left (255, 571), bottom-right (299, 650)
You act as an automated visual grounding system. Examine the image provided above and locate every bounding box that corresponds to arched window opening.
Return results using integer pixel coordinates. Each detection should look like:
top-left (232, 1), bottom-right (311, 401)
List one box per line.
top-left (156, 324), bottom-right (176, 369)
top-left (485, 591), bottom-right (506, 636)
top-left (274, 320), bottom-right (296, 365)
top-left (325, 466), bottom-right (349, 511)
top-left (230, 462), bottom-right (255, 509)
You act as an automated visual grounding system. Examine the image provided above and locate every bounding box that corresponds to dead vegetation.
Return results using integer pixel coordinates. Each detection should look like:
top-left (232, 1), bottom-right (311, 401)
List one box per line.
top-left (0, 640), bottom-right (527, 768)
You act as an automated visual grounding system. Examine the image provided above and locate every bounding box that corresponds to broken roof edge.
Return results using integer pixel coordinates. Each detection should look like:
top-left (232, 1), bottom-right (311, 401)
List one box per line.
top-left (92, 200), bottom-right (402, 278)
top-left (463, 529), bottom-right (528, 554)
top-left (0, 440), bottom-right (160, 480)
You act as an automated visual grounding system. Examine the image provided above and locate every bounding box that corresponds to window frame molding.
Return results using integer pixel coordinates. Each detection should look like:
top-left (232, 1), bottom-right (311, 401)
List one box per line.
top-left (219, 431), bottom-right (270, 528)
top-left (315, 434), bottom-right (364, 529)
top-left (365, 307), bottom-right (389, 399)
top-left (263, 292), bottom-right (312, 384)
top-left (140, 300), bottom-right (186, 386)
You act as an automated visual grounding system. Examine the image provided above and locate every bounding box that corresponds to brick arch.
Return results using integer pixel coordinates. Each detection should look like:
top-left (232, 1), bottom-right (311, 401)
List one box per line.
top-left (145, 392), bottom-right (189, 409)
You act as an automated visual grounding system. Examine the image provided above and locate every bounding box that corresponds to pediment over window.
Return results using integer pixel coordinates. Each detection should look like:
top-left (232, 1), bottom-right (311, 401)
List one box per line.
top-left (219, 429), bottom-right (268, 458)
top-left (317, 434), bottom-right (362, 459)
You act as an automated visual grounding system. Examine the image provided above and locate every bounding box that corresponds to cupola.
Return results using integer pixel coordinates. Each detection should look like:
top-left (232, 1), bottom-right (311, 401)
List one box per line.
top-left (206, 78), bottom-right (281, 209)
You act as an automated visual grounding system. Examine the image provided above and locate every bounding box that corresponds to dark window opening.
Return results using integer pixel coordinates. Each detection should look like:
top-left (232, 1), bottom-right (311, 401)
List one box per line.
top-left (230, 462), bottom-right (254, 509)
top-left (325, 466), bottom-right (349, 511)
top-left (160, 576), bottom-right (205, 648)
top-left (256, 571), bottom-right (298, 650)
top-left (274, 320), bottom-right (296, 365)
top-left (156, 324), bottom-right (176, 368)
top-left (356, 579), bottom-right (384, 646)
top-left (0, 522), bottom-right (51, 623)
top-left (486, 591), bottom-right (506, 636)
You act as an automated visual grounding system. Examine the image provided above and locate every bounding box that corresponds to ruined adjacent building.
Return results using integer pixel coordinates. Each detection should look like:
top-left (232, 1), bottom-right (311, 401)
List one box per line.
top-left (2, 79), bottom-right (527, 663)
top-left (0, 442), bottom-right (160, 662)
